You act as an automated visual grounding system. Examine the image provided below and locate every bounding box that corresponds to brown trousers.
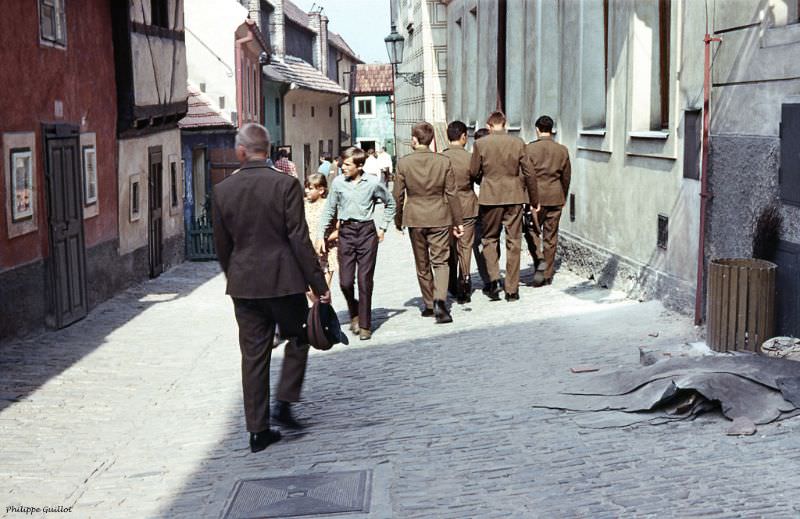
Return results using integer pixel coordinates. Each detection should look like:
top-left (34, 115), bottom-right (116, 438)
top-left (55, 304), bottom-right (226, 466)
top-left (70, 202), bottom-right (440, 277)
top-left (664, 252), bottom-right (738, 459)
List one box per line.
top-left (338, 220), bottom-right (379, 330)
top-left (534, 205), bottom-right (562, 279)
top-left (409, 226), bottom-right (451, 308)
top-left (232, 294), bottom-right (310, 433)
top-left (480, 204), bottom-right (523, 294)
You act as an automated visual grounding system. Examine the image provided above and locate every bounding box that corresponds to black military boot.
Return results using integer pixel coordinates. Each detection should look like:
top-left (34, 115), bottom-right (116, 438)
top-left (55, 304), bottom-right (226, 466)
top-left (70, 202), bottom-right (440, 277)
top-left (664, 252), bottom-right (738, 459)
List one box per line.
top-left (433, 300), bottom-right (453, 324)
top-left (485, 280), bottom-right (502, 301)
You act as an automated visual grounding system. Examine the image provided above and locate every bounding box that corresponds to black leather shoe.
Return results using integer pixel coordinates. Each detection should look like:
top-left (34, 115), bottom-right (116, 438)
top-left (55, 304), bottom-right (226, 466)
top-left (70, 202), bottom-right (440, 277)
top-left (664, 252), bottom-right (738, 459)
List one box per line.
top-left (433, 300), bottom-right (453, 324)
top-left (249, 429), bottom-right (282, 452)
top-left (505, 292), bottom-right (519, 301)
top-left (456, 279), bottom-right (472, 304)
top-left (271, 401), bottom-right (304, 430)
top-left (421, 307), bottom-right (434, 317)
top-left (486, 280), bottom-right (502, 301)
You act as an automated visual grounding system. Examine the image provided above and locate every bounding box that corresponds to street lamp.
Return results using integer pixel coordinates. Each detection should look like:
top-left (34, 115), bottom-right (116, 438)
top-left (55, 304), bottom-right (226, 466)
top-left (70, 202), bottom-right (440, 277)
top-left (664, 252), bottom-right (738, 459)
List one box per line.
top-left (384, 25), bottom-right (423, 87)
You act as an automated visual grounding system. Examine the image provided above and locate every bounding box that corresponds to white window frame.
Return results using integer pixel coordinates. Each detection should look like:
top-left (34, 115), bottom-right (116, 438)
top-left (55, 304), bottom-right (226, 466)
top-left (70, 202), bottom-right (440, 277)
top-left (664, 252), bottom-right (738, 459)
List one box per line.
top-left (355, 96), bottom-right (377, 119)
top-left (82, 145), bottom-right (98, 205)
top-left (38, 0), bottom-right (67, 48)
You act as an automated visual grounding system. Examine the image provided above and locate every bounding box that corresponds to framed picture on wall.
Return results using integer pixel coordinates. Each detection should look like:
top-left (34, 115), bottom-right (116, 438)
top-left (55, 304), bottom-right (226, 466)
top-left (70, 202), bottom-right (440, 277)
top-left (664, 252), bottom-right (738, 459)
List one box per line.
top-left (130, 174), bottom-right (141, 222)
top-left (10, 148), bottom-right (33, 222)
top-left (82, 145), bottom-right (98, 205)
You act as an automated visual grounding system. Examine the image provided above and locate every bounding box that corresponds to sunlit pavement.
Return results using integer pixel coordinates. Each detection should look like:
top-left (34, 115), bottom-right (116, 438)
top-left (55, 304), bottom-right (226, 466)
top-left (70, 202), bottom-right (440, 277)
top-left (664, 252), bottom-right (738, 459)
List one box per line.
top-left (2, 229), bottom-right (800, 518)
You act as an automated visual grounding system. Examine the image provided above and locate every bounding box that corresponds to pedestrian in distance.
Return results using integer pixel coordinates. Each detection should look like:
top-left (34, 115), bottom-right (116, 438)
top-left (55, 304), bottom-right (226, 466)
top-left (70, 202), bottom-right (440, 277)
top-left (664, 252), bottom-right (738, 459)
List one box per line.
top-left (394, 122), bottom-right (464, 323)
top-left (316, 146), bottom-right (396, 341)
top-left (469, 111), bottom-right (539, 302)
top-left (524, 115), bottom-right (571, 286)
top-left (274, 147), bottom-right (298, 178)
top-left (304, 173), bottom-right (339, 288)
top-left (317, 156), bottom-right (333, 177)
top-left (471, 127), bottom-right (493, 294)
top-left (442, 120), bottom-right (479, 304)
top-left (212, 123), bottom-right (331, 453)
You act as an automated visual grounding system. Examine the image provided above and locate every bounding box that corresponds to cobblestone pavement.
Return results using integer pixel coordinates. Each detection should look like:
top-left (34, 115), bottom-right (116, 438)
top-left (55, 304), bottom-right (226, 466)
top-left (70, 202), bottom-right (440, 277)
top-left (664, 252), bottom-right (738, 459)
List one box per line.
top-left (2, 229), bottom-right (800, 519)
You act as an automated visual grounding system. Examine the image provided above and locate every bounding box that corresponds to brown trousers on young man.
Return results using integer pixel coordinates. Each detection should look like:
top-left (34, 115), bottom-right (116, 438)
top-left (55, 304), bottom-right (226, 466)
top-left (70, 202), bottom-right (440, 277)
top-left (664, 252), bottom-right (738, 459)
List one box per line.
top-left (338, 220), bottom-right (379, 330)
top-left (232, 294), bottom-right (310, 432)
top-left (480, 204), bottom-right (524, 295)
top-left (410, 226), bottom-right (451, 308)
top-left (527, 206), bottom-right (563, 280)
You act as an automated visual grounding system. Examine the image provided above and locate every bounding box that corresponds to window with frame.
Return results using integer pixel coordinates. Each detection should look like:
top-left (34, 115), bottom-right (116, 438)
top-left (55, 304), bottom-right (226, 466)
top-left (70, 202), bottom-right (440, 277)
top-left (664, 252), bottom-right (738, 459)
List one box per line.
top-left (151, 0), bottom-right (169, 28)
top-left (356, 98), bottom-right (374, 117)
top-left (630, 0), bottom-right (670, 132)
top-left (39, 0), bottom-right (67, 47)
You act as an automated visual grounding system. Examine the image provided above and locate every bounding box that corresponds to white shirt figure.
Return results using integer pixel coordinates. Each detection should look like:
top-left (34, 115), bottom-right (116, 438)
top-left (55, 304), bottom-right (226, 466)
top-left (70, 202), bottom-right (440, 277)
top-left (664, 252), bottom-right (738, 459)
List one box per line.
top-left (376, 149), bottom-right (393, 175)
top-left (363, 154), bottom-right (380, 177)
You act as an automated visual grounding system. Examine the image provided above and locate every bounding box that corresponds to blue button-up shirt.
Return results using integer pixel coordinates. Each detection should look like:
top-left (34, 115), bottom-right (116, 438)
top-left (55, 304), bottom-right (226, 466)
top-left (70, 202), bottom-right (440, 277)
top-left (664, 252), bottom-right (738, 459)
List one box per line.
top-left (317, 174), bottom-right (396, 240)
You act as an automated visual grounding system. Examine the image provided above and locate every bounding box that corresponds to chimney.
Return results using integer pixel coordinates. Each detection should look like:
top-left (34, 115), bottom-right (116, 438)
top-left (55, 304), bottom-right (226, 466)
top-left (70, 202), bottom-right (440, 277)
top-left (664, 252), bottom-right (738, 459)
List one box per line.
top-left (269, 0), bottom-right (286, 60)
top-left (308, 11), bottom-right (329, 75)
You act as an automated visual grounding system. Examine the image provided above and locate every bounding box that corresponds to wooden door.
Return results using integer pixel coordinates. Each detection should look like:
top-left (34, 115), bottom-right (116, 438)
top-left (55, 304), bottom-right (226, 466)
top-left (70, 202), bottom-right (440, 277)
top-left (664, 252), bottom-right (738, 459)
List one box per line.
top-left (148, 146), bottom-right (164, 278)
top-left (43, 124), bottom-right (87, 328)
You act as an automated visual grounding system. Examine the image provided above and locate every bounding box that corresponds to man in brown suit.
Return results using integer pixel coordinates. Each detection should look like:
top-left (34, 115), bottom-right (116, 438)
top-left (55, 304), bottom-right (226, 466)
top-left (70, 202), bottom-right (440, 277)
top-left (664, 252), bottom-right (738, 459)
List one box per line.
top-left (470, 111), bottom-right (538, 301)
top-left (394, 122), bottom-right (464, 323)
top-left (524, 115), bottom-right (571, 285)
top-left (212, 123), bottom-right (330, 453)
top-left (442, 120), bottom-right (479, 304)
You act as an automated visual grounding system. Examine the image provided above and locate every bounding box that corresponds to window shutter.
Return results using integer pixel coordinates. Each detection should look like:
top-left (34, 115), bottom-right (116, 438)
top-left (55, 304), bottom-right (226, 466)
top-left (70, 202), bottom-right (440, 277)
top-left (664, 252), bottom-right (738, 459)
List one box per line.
top-left (780, 103), bottom-right (800, 205)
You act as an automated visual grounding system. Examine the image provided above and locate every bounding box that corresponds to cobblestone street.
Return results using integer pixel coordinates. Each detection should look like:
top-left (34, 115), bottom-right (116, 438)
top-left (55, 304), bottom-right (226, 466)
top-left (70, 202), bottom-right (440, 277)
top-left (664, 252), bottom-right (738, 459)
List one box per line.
top-left (2, 231), bottom-right (800, 518)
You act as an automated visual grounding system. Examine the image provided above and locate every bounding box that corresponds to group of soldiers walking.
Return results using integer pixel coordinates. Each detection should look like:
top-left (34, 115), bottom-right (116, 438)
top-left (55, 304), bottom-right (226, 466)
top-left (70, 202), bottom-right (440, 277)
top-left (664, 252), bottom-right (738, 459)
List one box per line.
top-left (395, 110), bottom-right (572, 324)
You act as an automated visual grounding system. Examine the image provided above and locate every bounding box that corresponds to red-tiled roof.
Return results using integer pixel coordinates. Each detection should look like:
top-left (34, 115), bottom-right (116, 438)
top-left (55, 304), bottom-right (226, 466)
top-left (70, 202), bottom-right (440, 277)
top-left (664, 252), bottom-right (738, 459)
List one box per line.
top-left (178, 83), bottom-right (234, 129)
top-left (351, 64), bottom-right (394, 94)
top-left (263, 56), bottom-right (348, 96)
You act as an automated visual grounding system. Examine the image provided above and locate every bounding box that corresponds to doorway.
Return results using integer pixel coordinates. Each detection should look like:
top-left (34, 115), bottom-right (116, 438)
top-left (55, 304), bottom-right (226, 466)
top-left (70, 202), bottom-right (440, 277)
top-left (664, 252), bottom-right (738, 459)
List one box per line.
top-left (148, 146), bottom-right (164, 278)
top-left (43, 124), bottom-right (87, 328)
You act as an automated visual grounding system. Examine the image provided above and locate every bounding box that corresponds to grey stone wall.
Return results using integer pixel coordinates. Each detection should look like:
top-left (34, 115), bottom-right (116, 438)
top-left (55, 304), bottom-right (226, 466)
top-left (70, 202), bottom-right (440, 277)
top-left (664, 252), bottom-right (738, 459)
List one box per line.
top-left (706, 135), bottom-right (782, 262)
top-left (558, 232), bottom-right (695, 316)
top-left (1, 235), bottom-right (185, 343)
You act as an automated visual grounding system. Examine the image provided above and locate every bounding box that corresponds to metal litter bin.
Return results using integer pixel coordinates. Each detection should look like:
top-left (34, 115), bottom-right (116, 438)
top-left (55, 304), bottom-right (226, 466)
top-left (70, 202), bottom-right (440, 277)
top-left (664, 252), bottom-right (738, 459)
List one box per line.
top-left (707, 258), bottom-right (776, 352)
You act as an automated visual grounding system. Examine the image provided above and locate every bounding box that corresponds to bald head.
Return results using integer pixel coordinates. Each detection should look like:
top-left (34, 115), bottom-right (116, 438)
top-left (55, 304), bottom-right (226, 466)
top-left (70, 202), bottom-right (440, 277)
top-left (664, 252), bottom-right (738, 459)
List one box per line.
top-left (235, 123), bottom-right (271, 160)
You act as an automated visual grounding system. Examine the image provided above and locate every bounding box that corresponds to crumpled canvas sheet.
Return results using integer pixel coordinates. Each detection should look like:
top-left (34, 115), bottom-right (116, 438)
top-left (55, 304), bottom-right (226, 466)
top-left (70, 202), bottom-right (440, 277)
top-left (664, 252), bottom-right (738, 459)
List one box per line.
top-left (534, 354), bottom-right (800, 426)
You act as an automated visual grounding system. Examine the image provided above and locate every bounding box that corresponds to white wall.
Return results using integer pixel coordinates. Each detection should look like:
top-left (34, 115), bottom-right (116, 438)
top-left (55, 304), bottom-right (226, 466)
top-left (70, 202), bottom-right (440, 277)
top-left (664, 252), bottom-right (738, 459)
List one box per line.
top-left (118, 129), bottom-right (183, 256)
top-left (184, 0), bottom-right (247, 124)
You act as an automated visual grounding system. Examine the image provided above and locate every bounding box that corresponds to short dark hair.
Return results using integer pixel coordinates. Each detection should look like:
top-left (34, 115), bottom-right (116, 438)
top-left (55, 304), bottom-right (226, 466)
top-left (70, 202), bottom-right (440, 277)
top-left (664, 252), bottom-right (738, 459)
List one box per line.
top-left (474, 128), bottom-right (490, 140)
top-left (342, 146), bottom-right (367, 167)
top-left (447, 120), bottom-right (468, 142)
top-left (412, 122), bottom-right (435, 146)
top-left (486, 111), bottom-right (506, 127)
top-left (278, 148), bottom-right (290, 158)
top-left (535, 115), bottom-right (554, 133)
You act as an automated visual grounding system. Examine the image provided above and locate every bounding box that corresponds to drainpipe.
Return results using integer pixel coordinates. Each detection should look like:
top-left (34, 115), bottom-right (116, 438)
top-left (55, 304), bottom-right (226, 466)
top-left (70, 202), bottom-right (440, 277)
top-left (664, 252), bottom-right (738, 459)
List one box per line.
top-left (695, 30), bottom-right (722, 326)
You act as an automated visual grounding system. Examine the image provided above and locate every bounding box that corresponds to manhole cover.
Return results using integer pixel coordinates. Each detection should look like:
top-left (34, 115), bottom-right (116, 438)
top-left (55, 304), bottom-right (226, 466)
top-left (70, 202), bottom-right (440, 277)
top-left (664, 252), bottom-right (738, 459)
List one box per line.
top-left (222, 470), bottom-right (371, 518)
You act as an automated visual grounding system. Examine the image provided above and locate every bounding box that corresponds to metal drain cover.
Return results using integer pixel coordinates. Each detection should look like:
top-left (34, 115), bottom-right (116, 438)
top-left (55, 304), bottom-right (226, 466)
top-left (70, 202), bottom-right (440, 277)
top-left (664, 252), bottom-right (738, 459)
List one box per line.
top-left (222, 470), bottom-right (371, 518)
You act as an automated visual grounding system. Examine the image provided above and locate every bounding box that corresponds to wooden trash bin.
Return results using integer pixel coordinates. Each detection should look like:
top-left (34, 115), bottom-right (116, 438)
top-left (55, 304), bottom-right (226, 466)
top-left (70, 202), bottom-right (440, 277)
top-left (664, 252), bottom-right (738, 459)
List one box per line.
top-left (706, 258), bottom-right (776, 352)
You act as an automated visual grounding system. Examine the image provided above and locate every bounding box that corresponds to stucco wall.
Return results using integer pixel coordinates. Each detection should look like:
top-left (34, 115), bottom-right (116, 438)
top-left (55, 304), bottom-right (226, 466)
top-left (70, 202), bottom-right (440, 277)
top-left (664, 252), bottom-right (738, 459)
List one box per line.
top-left (282, 89), bottom-right (343, 183)
top-left (353, 94), bottom-right (395, 154)
top-left (118, 129), bottom-right (184, 256)
top-left (395, 0), bottom-right (448, 155)
top-left (0, 0), bottom-right (118, 271)
top-left (184, 0), bottom-right (246, 125)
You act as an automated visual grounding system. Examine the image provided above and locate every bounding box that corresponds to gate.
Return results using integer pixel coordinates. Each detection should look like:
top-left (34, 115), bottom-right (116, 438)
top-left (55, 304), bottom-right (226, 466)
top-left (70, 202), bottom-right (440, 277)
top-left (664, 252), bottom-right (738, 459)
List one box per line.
top-left (187, 212), bottom-right (216, 260)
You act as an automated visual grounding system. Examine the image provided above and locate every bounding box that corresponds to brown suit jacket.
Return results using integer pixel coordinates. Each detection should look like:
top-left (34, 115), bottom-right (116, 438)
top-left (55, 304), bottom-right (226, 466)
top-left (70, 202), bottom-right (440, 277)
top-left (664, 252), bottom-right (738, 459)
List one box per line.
top-left (212, 161), bottom-right (327, 298)
top-left (525, 136), bottom-right (571, 206)
top-left (394, 146), bottom-right (463, 229)
top-left (469, 132), bottom-right (538, 207)
top-left (442, 145), bottom-right (479, 218)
